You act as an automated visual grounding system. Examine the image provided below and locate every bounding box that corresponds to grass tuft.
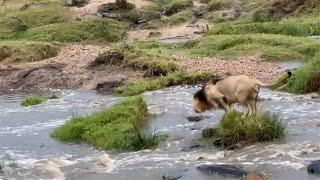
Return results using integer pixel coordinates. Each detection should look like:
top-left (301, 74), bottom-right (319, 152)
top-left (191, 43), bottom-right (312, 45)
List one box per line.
top-left (116, 71), bottom-right (215, 96)
top-left (165, 0), bottom-right (193, 15)
top-left (21, 94), bottom-right (59, 107)
top-left (208, 0), bottom-right (234, 11)
top-left (0, 41), bottom-right (59, 62)
top-left (204, 111), bottom-right (286, 147)
top-left (287, 53), bottom-right (320, 93)
top-left (52, 96), bottom-right (160, 151)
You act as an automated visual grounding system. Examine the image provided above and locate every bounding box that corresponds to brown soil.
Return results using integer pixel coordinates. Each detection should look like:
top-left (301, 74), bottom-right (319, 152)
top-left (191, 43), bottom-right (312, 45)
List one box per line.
top-left (127, 19), bottom-right (213, 41)
top-left (177, 54), bottom-right (282, 82)
top-left (0, 44), bottom-right (144, 95)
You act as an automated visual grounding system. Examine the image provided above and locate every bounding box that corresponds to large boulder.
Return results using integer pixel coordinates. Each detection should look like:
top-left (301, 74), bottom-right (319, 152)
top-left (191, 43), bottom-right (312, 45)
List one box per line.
top-left (308, 160), bottom-right (320, 175)
top-left (197, 164), bottom-right (247, 177)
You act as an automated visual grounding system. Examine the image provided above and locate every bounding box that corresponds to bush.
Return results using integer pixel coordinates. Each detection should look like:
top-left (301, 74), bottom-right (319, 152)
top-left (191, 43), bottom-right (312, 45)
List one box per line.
top-left (16, 19), bottom-right (127, 43)
top-left (165, 0), bottom-right (193, 15)
top-left (116, 71), bottom-right (215, 96)
top-left (208, 0), bottom-right (234, 11)
top-left (21, 94), bottom-right (59, 106)
top-left (210, 111), bottom-right (285, 147)
top-left (52, 96), bottom-right (160, 151)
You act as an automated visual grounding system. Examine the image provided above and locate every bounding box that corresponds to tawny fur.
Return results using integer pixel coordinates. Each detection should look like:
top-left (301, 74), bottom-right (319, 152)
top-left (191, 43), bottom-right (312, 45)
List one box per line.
top-left (194, 72), bottom-right (291, 116)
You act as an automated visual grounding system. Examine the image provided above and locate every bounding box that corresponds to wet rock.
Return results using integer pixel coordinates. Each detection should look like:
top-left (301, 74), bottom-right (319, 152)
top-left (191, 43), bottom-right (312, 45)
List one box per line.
top-left (181, 144), bottom-right (202, 152)
top-left (187, 116), bottom-right (209, 122)
top-left (212, 138), bottom-right (223, 146)
top-left (95, 80), bottom-right (123, 95)
top-left (226, 142), bottom-right (246, 150)
top-left (202, 128), bottom-right (218, 138)
top-left (197, 164), bottom-right (247, 177)
top-left (162, 169), bottom-right (188, 180)
top-left (245, 173), bottom-right (268, 180)
top-left (307, 160), bottom-right (320, 175)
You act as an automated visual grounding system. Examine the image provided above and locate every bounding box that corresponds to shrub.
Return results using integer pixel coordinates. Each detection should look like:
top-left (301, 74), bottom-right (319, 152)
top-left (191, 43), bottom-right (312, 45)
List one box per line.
top-left (212, 111), bottom-right (285, 147)
top-left (21, 94), bottom-right (59, 107)
top-left (165, 0), bottom-right (193, 15)
top-left (116, 71), bottom-right (215, 96)
top-left (208, 0), bottom-right (234, 11)
top-left (52, 96), bottom-right (160, 151)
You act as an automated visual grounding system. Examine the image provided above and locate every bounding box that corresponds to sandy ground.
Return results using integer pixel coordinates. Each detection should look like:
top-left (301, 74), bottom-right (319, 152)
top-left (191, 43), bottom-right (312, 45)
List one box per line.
top-left (0, 44), bottom-right (144, 94)
top-left (127, 19), bottom-right (213, 41)
top-left (72, 0), bottom-right (151, 19)
top-left (177, 54), bottom-right (283, 82)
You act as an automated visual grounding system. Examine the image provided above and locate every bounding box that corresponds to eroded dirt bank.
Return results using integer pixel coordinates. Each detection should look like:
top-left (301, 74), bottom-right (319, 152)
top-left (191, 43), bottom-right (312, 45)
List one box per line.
top-left (0, 44), bottom-right (144, 95)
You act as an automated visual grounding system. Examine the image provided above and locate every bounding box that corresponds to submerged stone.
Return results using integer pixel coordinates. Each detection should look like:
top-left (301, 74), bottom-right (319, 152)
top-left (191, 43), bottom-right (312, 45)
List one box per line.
top-left (197, 164), bottom-right (247, 177)
top-left (187, 116), bottom-right (209, 122)
top-left (162, 169), bottom-right (188, 180)
top-left (308, 160), bottom-right (320, 174)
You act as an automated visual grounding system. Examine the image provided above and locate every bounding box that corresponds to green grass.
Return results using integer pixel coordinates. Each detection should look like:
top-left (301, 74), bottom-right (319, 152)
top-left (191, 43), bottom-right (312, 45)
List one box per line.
top-left (21, 94), bottom-right (59, 106)
top-left (165, 0), bottom-right (193, 15)
top-left (14, 19), bottom-right (127, 43)
top-left (0, 2), bottom-right (71, 39)
top-left (205, 11), bottom-right (231, 23)
top-left (0, 41), bottom-right (59, 62)
top-left (204, 111), bottom-right (286, 147)
top-left (116, 71), bottom-right (215, 96)
top-left (206, 17), bottom-right (320, 36)
top-left (182, 34), bottom-right (320, 61)
top-left (208, 0), bottom-right (234, 11)
top-left (52, 96), bottom-right (160, 151)
top-left (146, 10), bottom-right (194, 29)
top-left (287, 53), bottom-right (320, 93)
top-left (95, 46), bottom-right (178, 76)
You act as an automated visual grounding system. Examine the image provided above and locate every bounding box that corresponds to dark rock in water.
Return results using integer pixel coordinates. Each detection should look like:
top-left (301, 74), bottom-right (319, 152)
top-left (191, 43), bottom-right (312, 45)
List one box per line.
top-left (202, 128), bottom-right (218, 138)
top-left (308, 160), bottom-right (320, 174)
top-left (197, 164), bottom-right (247, 177)
top-left (226, 142), bottom-right (246, 150)
top-left (212, 138), bottom-right (223, 146)
top-left (95, 80), bottom-right (123, 95)
top-left (187, 116), bottom-right (209, 122)
top-left (162, 169), bottom-right (188, 180)
top-left (181, 144), bottom-right (202, 152)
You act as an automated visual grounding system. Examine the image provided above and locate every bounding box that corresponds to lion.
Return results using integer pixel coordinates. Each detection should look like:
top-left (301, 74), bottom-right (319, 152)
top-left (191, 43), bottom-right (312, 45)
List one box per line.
top-left (193, 72), bottom-right (292, 116)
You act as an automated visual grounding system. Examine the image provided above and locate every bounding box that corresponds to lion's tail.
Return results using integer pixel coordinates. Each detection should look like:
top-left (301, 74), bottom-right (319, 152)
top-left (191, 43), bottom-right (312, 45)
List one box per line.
top-left (257, 71), bottom-right (292, 87)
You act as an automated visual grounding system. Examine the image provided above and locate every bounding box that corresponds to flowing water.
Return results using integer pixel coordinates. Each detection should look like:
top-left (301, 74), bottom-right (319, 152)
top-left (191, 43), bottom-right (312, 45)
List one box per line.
top-left (0, 87), bottom-right (320, 180)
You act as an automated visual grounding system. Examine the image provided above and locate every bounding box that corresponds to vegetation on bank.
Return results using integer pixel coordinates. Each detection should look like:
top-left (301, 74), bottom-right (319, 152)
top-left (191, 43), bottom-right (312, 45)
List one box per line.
top-left (95, 46), bottom-right (177, 76)
top-left (0, 41), bottom-right (59, 62)
top-left (206, 17), bottom-right (320, 37)
top-left (126, 35), bottom-right (320, 62)
top-left (200, 111), bottom-right (286, 147)
top-left (15, 19), bottom-right (127, 43)
top-left (21, 94), bottom-right (59, 107)
top-left (116, 71), bottom-right (215, 96)
top-left (52, 96), bottom-right (160, 151)
top-left (146, 10), bottom-right (195, 29)
top-left (287, 53), bottom-right (320, 93)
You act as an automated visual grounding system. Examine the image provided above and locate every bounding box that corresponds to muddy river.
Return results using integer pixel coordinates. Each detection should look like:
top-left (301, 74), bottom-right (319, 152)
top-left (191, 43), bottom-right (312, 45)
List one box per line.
top-left (0, 86), bottom-right (320, 180)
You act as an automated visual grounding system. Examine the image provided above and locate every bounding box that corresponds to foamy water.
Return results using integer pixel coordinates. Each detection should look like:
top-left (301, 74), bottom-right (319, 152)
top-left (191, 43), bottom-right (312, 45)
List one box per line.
top-left (0, 87), bottom-right (320, 179)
